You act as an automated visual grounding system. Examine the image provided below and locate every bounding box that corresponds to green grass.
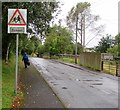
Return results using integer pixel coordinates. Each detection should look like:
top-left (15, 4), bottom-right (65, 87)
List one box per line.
top-left (59, 57), bottom-right (76, 64)
top-left (53, 57), bottom-right (118, 75)
top-left (50, 56), bottom-right (60, 59)
top-left (2, 55), bottom-right (23, 108)
top-left (59, 57), bottom-right (101, 71)
top-left (43, 56), bottom-right (50, 59)
top-left (79, 63), bottom-right (101, 71)
top-left (0, 59), bottom-right (2, 110)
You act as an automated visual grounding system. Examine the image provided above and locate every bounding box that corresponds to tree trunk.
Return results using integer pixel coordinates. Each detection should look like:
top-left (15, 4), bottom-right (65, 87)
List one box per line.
top-left (6, 42), bottom-right (11, 63)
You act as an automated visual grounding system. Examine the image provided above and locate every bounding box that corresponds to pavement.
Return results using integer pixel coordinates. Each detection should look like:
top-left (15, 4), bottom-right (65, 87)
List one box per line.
top-left (30, 57), bottom-right (118, 108)
top-left (20, 63), bottom-right (64, 108)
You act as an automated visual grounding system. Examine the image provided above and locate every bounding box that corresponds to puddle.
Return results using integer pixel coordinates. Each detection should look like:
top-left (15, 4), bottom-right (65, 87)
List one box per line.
top-left (90, 85), bottom-right (94, 88)
top-left (51, 82), bottom-right (54, 83)
top-left (83, 79), bottom-right (100, 81)
top-left (53, 83), bottom-right (58, 86)
top-left (91, 83), bottom-right (103, 85)
top-left (83, 79), bottom-right (93, 81)
top-left (62, 87), bottom-right (67, 89)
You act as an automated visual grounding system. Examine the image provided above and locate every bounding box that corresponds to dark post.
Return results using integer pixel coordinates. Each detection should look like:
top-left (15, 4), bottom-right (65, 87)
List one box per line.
top-left (101, 60), bottom-right (103, 71)
top-left (116, 61), bottom-right (118, 76)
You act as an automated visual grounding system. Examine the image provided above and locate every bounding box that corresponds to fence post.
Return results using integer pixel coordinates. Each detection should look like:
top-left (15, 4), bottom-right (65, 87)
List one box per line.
top-left (101, 60), bottom-right (103, 71)
top-left (116, 61), bottom-right (118, 76)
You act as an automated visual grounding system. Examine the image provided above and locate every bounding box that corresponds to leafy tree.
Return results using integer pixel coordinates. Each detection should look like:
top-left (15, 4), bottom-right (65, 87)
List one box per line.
top-left (116, 34), bottom-right (120, 56)
top-left (107, 34), bottom-right (120, 56)
top-left (2, 2), bottom-right (59, 61)
top-left (37, 44), bottom-right (45, 57)
top-left (20, 36), bottom-right (35, 55)
top-left (44, 26), bottom-right (73, 56)
top-left (107, 46), bottom-right (118, 56)
top-left (77, 42), bottom-right (83, 54)
top-left (26, 40), bottom-right (35, 55)
top-left (115, 34), bottom-right (120, 45)
top-left (65, 43), bottom-right (74, 54)
top-left (45, 36), bottom-right (70, 55)
top-left (30, 36), bottom-right (41, 53)
top-left (95, 34), bottom-right (113, 53)
top-left (72, 42), bottom-right (83, 54)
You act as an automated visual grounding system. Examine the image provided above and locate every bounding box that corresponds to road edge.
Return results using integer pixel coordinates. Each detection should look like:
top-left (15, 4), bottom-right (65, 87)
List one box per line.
top-left (30, 60), bottom-right (67, 109)
top-left (51, 59), bottom-right (118, 81)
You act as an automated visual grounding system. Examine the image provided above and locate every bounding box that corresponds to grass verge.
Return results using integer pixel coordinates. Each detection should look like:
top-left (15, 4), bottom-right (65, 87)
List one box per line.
top-left (2, 55), bottom-right (24, 108)
top-left (59, 57), bottom-right (75, 64)
top-left (59, 57), bottom-right (117, 75)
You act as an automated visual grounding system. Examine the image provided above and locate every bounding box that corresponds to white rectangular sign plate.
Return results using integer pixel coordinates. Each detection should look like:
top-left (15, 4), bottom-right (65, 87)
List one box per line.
top-left (8, 9), bottom-right (27, 33)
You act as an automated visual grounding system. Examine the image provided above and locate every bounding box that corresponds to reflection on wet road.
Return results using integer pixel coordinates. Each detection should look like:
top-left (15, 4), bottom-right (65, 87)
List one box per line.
top-left (30, 57), bottom-right (118, 108)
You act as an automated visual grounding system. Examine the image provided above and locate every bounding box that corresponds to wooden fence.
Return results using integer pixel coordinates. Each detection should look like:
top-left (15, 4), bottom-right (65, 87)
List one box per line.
top-left (101, 60), bottom-right (120, 76)
top-left (53, 54), bottom-right (120, 76)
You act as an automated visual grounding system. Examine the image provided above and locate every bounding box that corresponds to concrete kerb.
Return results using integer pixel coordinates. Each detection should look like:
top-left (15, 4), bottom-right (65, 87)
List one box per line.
top-left (30, 60), bottom-right (67, 109)
top-left (51, 59), bottom-right (100, 74)
top-left (52, 60), bottom-right (84, 70)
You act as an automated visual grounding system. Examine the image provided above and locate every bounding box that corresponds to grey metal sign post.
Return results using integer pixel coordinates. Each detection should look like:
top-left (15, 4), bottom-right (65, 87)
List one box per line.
top-left (8, 9), bottom-right (27, 94)
top-left (15, 34), bottom-right (19, 94)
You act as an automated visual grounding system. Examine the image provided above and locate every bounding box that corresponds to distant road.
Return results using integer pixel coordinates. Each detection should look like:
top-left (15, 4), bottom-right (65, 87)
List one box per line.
top-left (30, 57), bottom-right (118, 108)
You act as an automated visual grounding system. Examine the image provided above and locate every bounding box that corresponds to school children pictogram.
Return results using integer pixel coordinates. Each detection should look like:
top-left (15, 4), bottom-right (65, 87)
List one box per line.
top-left (8, 9), bottom-right (27, 33)
top-left (8, 9), bottom-right (26, 25)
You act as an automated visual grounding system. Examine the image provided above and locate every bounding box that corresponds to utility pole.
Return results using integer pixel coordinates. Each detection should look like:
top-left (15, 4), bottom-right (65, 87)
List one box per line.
top-left (83, 14), bottom-right (85, 51)
top-left (80, 16), bottom-right (83, 46)
top-left (75, 15), bottom-right (78, 64)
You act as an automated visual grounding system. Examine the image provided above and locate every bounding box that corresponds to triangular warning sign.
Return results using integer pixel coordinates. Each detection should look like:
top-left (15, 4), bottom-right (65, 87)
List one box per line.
top-left (8, 9), bottom-right (26, 25)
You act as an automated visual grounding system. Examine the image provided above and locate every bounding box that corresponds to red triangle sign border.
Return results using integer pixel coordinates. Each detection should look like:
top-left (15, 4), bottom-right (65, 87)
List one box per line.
top-left (8, 9), bottom-right (27, 26)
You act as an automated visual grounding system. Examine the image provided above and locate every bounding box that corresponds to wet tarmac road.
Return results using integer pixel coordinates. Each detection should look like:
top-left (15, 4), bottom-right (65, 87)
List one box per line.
top-left (30, 57), bottom-right (118, 108)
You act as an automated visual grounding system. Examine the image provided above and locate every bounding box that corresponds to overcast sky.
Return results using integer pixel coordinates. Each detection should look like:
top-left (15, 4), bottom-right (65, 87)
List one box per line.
top-left (55, 0), bottom-right (119, 48)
